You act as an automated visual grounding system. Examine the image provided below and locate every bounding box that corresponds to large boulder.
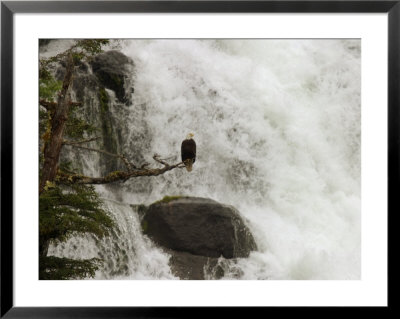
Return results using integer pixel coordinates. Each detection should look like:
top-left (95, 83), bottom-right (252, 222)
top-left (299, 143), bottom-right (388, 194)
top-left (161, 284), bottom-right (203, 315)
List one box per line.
top-left (90, 50), bottom-right (134, 104)
top-left (164, 249), bottom-right (222, 280)
top-left (141, 197), bottom-right (257, 259)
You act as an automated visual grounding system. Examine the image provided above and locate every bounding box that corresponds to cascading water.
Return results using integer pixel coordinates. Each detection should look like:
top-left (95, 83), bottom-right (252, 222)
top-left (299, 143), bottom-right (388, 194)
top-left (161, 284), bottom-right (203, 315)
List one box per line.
top-left (45, 39), bottom-right (361, 280)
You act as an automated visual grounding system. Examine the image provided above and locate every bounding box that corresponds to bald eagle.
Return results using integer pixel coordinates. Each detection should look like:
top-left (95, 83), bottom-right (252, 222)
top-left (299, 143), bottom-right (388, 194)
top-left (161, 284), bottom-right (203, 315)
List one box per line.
top-left (181, 133), bottom-right (196, 172)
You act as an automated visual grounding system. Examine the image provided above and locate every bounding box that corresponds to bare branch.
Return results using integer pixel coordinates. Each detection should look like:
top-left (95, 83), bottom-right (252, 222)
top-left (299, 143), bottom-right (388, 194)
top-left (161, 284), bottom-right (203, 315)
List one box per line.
top-left (120, 153), bottom-right (135, 172)
top-left (64, 143), bottom-right (137, 171)
top-left (40, 100), bottom-right (81, 113)
top-left (65, 143), bottom-right (120, 158)
top-left (56, 151), bottom-right (186, 185)
top-left (63, 137), bottom-right (100, 145)
top-left (57, 161), bottom-right (185, 185)
top-left (153, 154), bottom-right (170, 167)
top-left (140, 163), bottom-right (150, 169)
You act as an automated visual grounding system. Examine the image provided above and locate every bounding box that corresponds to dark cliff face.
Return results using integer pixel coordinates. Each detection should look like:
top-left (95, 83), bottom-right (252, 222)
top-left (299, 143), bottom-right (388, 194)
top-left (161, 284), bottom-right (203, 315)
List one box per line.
top-left (53, 49), bottom-right (140, 174)
top-left (39, 39), bottom-right (53, 47)
top-left (49, 45), bottom-right (153, 197)
top-left (141, 196), bottom-right (257, 279)
top-left (90, 50), bottom-right (134, 105)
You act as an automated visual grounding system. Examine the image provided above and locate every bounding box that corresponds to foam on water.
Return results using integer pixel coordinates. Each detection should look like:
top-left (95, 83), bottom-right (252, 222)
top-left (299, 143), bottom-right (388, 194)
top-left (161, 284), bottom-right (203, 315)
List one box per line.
top-left (48, 200), bottom-right (177, 279)
top-left (47, 39), bottom-right (361, 280)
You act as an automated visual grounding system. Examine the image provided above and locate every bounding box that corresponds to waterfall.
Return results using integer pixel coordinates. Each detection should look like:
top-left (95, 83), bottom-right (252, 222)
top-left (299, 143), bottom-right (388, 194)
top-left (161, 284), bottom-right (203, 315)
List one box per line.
top-left (45, 39), bottom-right (361, 280)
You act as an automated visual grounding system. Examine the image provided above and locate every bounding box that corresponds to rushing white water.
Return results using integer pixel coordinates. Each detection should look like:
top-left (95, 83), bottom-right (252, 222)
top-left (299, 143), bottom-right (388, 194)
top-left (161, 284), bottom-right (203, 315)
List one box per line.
top-left (47, 39), bottom-right (361, 280)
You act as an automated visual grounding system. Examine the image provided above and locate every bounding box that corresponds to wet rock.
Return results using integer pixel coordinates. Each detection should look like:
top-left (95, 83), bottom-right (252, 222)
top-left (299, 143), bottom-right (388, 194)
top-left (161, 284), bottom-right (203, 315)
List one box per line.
top-left (90, 50), bottom-right (134, 104)
top-left (165, 249), bottom-right (224, 280)
top-left (141, 197), bottom-right (257, 259)
top-left (39, 39), bottom-right (53, 47)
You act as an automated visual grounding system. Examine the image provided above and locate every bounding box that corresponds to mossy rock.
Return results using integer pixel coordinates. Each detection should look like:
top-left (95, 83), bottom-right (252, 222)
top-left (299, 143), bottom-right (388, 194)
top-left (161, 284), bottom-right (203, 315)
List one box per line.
top-left (153, 195), bottom-right (183, 205)
top-left (98, 88), bottom-right (120, 172)
top-left (91, 50), bottom-right (134, 104)
top-left (142, 197), bottom-right (257, 259)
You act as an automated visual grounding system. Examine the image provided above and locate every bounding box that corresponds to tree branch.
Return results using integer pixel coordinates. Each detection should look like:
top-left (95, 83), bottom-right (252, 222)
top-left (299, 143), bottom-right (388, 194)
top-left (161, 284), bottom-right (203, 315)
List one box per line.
top-left (153, 154), bottom-right (171, 166)
top-left (57, 159), bottom-right (185, 185)
top-left (40, 99), bottom-right (82, 112)
top-left (56, 150), bottom-right (186, 185)
top-left (39, 99), bottom-right (57, 112)
top-left (64, 143), bottom-right (137, 171)
top-left (62, 137), bottom-right (100, 145)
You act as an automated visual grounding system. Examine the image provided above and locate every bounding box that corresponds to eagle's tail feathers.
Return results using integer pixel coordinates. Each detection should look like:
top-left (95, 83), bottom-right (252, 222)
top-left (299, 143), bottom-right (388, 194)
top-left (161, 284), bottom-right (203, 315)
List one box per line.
top-left (185, 159), bottom-right (193, 172)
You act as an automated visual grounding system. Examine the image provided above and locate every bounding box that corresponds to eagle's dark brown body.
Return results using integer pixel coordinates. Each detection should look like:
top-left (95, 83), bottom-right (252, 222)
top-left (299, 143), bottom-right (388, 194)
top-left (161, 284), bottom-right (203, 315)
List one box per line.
top-left (181, 138), bottom-right (196, 171)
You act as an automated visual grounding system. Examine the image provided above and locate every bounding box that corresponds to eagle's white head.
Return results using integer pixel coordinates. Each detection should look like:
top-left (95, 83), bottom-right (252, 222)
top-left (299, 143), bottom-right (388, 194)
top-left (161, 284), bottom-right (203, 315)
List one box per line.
top-left (186, 133), bottom-right (194, 139)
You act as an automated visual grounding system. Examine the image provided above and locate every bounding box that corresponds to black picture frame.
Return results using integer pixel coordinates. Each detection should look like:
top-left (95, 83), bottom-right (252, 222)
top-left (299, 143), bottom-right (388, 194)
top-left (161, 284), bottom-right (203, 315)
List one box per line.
top-left (1, 1), bottom-right (396, 317)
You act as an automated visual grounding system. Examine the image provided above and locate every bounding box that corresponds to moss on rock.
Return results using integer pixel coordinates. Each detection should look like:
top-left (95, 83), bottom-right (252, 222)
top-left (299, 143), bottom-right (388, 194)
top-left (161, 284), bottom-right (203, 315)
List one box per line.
top-left (91, 50), bottom-right (133, 104)
top-left (98, 87), bottom-right (119, 172)
top-left (153, 195), bottom-right (183, 205)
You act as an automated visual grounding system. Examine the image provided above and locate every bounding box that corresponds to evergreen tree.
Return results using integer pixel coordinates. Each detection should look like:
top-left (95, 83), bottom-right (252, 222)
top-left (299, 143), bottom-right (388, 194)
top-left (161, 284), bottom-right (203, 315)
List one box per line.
top-left (39, 39), bottom-right (185, 279)
top-left (39, 40), bottom-right (114, 279)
